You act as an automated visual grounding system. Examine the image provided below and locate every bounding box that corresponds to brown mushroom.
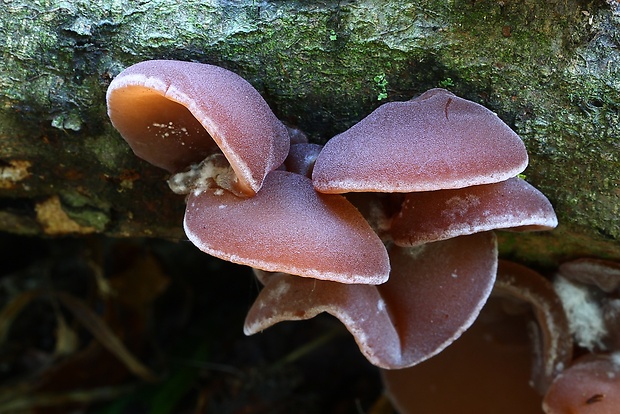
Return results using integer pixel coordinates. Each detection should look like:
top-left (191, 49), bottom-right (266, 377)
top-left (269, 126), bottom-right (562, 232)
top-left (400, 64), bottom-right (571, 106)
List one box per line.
top-left (312, 88), bottom-right (527, 194)
top-left (283, 143), bottom-right (323, 178)
top-left (244, 232), bottom-right (497, 368)
top-left (184, 170), bottom-right (389, 284)
top-left (495, 260), bottom-right (573, 392)
top-left (543, 353), bottom-right (620, 414)
top-left (107, 60), bottom-right (290, 196)
top-left (554, 258), bottom-right (620, 352)
top-left (382, 297), bottom-right (545, 414)
top-left (391, 177), bottom-right (558, 246)
top-left (382, 260), bottom-right (573, 414)
top-left (558, 258), bottom-right (620, 293)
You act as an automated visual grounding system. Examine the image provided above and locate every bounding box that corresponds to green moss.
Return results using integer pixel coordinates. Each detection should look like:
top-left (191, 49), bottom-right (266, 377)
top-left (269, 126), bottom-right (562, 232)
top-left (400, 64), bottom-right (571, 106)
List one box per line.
top-left (83, 129), bottom-right (134, 171)
top-left (1, 0), bottom-right (618, 258)
top-left (59, 191), bottom-right (110, 232)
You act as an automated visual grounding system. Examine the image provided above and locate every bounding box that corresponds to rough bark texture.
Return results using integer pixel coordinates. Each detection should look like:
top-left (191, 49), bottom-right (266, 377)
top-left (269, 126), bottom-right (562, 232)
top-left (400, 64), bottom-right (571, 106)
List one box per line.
top-left (1, 0), bottom-right (619, 267)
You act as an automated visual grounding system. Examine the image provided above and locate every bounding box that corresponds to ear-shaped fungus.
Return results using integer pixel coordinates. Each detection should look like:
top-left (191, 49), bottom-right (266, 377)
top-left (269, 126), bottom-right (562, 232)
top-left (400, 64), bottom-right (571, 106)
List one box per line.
top-left (381, 261), bottom-right (572, 414)
top-left (184, 170), bottom-right (389, 284)
top-left (245, 232), bottom-right (497, 368)
top-left (558, 258), bottom-right (620, 294)
top-left (495, 260), bottom-right (573, 392)
top-left (382, 298), bottom-right (545, 414)
top-left (391, 177), bottom-right (558, 246)
top-left (106, 60), bottom-right (290, 195)
top-left (543, 354), bottom-right (620, 414)
top-left (554, 258), bottom-right (620, 351)
top-left (543, 259), bottom-right (620, 413)
top-left (312, 88), bottom-right (527, 194)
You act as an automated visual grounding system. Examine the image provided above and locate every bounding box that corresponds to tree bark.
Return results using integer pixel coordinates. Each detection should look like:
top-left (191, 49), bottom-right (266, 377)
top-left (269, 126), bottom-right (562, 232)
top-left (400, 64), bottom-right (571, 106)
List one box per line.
top-left (1, 0), bottom-right (619, 266)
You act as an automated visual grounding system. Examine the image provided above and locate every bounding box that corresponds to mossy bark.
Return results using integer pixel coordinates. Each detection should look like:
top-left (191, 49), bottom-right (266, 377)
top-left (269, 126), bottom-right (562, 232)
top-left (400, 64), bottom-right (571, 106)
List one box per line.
top-left (1, 0), bottom-right (619, 267)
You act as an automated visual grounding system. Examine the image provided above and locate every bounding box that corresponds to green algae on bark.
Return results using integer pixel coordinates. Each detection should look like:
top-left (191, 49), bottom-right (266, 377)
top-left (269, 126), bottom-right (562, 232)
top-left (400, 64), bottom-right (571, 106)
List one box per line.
top-left (0, 0), bottom-right (617, 263)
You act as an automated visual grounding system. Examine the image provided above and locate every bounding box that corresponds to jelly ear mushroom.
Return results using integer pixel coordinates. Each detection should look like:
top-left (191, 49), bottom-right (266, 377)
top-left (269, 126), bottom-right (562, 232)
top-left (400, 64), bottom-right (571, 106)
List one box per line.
top-left (381, 261), bottom-right (572, 414)
top-left (382, 297), bottom-right (545, 414)
top-left (558, 258), bottom-right (620, 293)
top-left (495, 260), bottom-right (573, 393)
top-left (312, 88), bottom-right (528, 194)
top-left (543, 353), bottom-right (620, 414)
top-left (244, 232), bottom-right (497, 368)
top-left (555, 258), bottom-right (620, 351)
top-left (106, 60), bottom-right (289, 196)
top-left (392, 177), bottom-right (558, 246)
top-left (184, 170), bottom-right (389, 284)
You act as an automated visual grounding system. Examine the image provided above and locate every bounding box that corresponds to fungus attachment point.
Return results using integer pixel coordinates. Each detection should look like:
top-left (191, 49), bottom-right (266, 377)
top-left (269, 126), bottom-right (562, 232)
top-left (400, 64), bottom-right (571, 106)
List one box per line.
top-left (184, 170), bottom-right (389, 284)
top-left (107, 60), bottom-right (290, 195)
top-left (167, 154), bottom-right (244, 197)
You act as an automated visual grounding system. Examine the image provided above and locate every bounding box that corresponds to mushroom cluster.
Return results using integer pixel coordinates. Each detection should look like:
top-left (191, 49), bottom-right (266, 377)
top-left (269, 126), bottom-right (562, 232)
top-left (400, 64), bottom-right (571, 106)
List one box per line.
top-left (545, 258), bottom-right (620, 414)
top-left (382, 258), bottom-right (620, 414)
top-left (107, 60), bottom-right (559, 406)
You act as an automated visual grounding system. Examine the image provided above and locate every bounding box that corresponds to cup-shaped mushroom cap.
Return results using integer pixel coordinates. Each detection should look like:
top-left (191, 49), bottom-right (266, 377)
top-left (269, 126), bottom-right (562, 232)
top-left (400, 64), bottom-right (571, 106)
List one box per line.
top-left (556, 259), bottom-right (620, 351)
top-left (312, 88), bottom-right (527, 194)
top-left (183, 170), bottom-right (389, 284)
top-left (495, 260), bottom-right (573, 393)
top-left (244, 232), bottom-right (498, 369)
top-left (106, 60), bottom-right (290, 195)
top-left (558, 258), bottom-right (620, 293)
top-left (391, 177), bottom-right (558, 246)
top-left (543, 353), bottom-right (620, 414)
top-left (382, 297), bottom-right (545, 414)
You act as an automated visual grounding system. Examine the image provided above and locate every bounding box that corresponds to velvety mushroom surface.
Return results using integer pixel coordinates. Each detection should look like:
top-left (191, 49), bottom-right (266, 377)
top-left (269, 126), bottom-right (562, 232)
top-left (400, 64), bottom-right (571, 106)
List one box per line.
top-left (543, 354), bottom-right (620, 414)
top-left (391, 177), bottom-right (558, 246)
top-left (494, 260), bottom-right (573, 392)
top-left (244, 232), bottom-right (497, 369)
top-left (382, 297), bottom-right (545, 414)
top-left (382, 260), bottom-right (573, 414)
top-left (106, 66), bottom-right (566, 411)
top-left (184, 170), bottom-right (389, 284)
top-left (312, 88), bottom-right (528, 194)
top-left (107, 60), bottom-right (290, 195)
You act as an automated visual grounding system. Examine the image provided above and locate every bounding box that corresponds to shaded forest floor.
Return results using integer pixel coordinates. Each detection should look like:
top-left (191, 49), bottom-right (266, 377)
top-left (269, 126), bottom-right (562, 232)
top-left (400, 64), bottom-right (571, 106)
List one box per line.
top-left (0, 233), bottom-right (388, 414)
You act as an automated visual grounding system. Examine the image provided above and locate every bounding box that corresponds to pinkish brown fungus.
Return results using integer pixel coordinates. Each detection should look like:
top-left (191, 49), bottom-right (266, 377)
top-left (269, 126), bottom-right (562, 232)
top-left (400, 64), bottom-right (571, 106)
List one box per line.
top-left (243, 89), bottom-right (558, 373)
top-left (391, 177), bottom-right (558, 246)
top-left (543, 353), bottom-right (620, 414)
top-left (558, 258), bottom-right (620, 294)
top-left (107, 60), bottom-right (389, 283)
top-left (543, 259), bottom-right (620, 413)
top-left (554, 258), bottom-right (620, 354)
top-left (495, 260), bottom-right (573, 392)
top-left (312, 88), bottom-right (528, 194)
top-left (107, 60), bottom-right (290, 196)
top-left (245, 232), bottom-right (497, 368)
top-left (283, 143), bottom-right (323, 178)
top-left (382, 297), bottom-right (545, 414)
top-left (184, 170), bottom-right (389, 284)
top-left (382, 261), bottom-right (573, 414)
